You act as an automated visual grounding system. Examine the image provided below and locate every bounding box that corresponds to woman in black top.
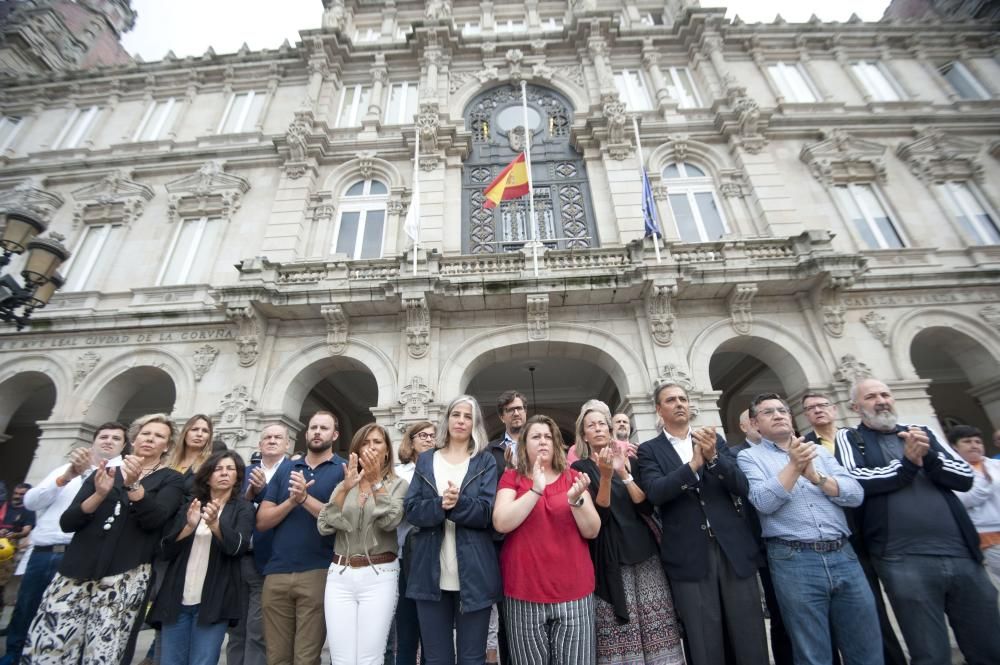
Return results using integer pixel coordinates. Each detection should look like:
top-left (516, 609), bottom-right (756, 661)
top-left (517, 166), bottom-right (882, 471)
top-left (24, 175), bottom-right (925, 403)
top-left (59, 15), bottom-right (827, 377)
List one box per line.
top-left (22, 413), bottom-right (185, 665)
top-left (570, 401), bottom-right (684, 665)
top-left (149, 450), bottom-right (253, 665)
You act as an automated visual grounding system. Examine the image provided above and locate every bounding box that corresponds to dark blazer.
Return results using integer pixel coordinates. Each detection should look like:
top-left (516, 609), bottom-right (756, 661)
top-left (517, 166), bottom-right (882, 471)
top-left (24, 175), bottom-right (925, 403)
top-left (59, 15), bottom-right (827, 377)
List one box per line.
top-left (636, 431), bottom-right (759, 582)
top-left (147, 497), bottom-right (254, 628)
top-left (404, 448), bottom-right (501, 613)
top-left (488, 436), bottom-right (512, 486)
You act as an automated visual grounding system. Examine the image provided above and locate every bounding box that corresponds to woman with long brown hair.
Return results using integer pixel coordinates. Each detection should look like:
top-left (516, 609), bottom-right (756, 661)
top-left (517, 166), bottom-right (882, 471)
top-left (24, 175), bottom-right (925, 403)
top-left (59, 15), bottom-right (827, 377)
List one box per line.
top-left (167, 415), bottom-right (215, 493)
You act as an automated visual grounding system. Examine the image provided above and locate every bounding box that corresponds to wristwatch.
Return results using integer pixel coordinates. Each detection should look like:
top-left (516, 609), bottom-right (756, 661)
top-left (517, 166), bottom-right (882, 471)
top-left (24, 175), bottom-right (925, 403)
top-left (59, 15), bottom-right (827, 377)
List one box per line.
top-left (569, 495), bottom-right (585, 508)
top-left (622, 475), bottom-right (635, 485)
top-left (811, 471), bottom-right (828, 487)
top-left (125, 482), bottom-right (142, 492)
top-left (372, 480), bottom-right (384, 492)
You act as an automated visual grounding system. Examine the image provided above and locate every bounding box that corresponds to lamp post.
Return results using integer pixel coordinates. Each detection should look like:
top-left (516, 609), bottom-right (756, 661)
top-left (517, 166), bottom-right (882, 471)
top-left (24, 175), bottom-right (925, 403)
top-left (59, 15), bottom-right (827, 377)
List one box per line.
top-left (0, 211), bottom-right (71, 330)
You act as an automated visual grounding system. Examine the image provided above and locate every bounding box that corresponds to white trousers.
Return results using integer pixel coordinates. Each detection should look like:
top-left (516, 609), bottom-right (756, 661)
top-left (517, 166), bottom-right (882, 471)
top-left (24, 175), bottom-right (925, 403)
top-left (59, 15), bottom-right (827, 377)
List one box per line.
top-left (324, 559), bottom-right (399, 665)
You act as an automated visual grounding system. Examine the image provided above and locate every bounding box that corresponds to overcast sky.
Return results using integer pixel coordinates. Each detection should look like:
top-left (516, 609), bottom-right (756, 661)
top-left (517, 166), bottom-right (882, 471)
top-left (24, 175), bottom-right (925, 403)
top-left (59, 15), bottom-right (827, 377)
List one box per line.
top-left (122, 1), bottom-right (889, 61)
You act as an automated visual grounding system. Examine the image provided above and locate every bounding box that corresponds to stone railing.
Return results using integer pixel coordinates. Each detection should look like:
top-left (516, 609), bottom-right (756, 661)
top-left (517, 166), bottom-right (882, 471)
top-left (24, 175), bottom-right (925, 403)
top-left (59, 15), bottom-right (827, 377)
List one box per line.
top-left (438, 253), bottom-right (525, 276)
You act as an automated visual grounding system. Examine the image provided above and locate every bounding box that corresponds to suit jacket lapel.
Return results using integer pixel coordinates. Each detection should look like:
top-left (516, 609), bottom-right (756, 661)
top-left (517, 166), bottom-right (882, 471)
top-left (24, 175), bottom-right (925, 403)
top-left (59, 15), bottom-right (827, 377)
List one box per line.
top-left (653, 431), bottom-right (684, 470)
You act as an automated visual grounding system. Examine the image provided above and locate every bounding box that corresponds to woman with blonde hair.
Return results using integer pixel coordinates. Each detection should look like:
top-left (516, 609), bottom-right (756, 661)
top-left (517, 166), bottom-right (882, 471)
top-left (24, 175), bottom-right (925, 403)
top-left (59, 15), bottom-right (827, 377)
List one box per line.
top-left (319, 423), bottom-right (408, 665)
top-left (404, 396), bottom-right (501, 665)
top-left (493, 414), bottom-right (600, 665)
top-left (571, 402), bottom-right (683, 665)
top-left (167, 414), bottom-right (215, 492)
top-left (22, 413), bottom-right (186, 665)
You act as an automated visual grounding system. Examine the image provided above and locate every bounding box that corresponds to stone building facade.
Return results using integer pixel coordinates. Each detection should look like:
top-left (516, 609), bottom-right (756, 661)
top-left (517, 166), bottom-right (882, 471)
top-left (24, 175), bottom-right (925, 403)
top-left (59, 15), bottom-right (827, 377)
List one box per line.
top-left (1, 0), bottom-right (998, 485)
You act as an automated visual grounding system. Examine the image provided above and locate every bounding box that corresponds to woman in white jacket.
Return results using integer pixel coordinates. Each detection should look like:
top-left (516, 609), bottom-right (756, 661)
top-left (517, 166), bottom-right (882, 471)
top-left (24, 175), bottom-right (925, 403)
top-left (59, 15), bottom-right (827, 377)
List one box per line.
top-left (949, 425), bottom-right (1000, 589)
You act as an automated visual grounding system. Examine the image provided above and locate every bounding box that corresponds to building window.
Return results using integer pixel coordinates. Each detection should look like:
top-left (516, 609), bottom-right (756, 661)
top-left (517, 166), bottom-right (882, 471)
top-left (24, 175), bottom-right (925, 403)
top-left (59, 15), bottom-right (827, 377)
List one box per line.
top-left (767, 62), bottom-right (818, 103)
top-left (63, 223), bottom-right (123, 291)
top-left (355, 27), bottom-right (380, 42)
top-left (384, 82), bottom-right (418, 125)
top-left (0, 115), bottom-right (22, 151)
top-left (852, 61), bottom-right (904, 102)
top-left (336, 84), bottom-right (371, 127)
top-left (52, 106), bottom-right (100, 150)
top-left (334, 179), bottom-right (388, 259)
top-left (639, 12), bottom-right (664, 26)
top-left (615, 69), bottom-right (653, 111)
top-left (461, 21), bottom-right (482, 36)
top-left (937, 181), bottom-right (1000, 245)
top-left (132, 97), bottom-right (178, 142)
top-left (662, 162), bottom-right (729, 242)
top-left (540, 17), bottom-right (562, 31)
top-left (665, 67), bottom-right (701, 108)
top-left (495, 19), bottom-right (526, 34)
top-left (939, 61), bottom-right (990, 100)
top-left (835, 184), bottom-right (905, 249)
top-left (156, 217), bottom-right (223, 285)
top-left (217, 91), bottom-right (264, 134)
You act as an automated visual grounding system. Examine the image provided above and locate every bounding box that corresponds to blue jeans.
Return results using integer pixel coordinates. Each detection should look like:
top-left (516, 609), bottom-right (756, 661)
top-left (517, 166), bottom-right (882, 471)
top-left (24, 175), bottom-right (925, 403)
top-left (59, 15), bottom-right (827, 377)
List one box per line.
top-left (873, 553), bottom-right (1000, 665)
top-left (395, 562), bottom-right (425, 665)
top-left (767, 541), bottom-right (883, 665)
top-left (160, 604), bottom-right (229, 665)
top-left (2, 548), bottom-right (63, 662)
top-left (416, 592), bottom-right (492, 665)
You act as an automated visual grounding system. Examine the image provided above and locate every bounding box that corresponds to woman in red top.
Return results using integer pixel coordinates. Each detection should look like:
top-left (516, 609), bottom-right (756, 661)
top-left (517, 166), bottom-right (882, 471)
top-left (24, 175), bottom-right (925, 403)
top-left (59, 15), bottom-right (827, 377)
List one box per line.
top-left (492, 414), bottom-right (600, 665)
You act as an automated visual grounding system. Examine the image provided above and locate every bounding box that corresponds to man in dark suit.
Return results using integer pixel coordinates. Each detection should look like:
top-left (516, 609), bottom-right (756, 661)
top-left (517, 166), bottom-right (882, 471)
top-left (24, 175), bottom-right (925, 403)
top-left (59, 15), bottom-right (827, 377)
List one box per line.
top-left (636, 382), bottom-right (768, 665)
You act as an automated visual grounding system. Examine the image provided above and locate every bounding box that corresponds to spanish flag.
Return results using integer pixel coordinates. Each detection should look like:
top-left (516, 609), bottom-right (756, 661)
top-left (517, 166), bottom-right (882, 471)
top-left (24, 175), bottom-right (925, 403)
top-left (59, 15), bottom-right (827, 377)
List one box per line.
top-left (482, 153), bottom-right (530, 209)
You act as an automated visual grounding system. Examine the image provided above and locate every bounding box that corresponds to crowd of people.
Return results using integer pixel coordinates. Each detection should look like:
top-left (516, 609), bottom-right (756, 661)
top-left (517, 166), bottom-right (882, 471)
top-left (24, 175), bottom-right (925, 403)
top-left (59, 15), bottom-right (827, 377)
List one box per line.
top-left (0, 376), bottom-right (999, 665)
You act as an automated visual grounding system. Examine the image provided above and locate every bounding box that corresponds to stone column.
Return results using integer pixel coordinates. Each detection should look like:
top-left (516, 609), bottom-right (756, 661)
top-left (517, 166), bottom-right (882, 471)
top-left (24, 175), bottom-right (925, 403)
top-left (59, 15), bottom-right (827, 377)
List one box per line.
top-left (587, 36), bottom-right (615, 93)
top-left (800, 40), bottom-right (832, 101)
top-left (367, 57), bottom-right (388, 121)
top-left (702, 34), bottom-right (732, 99)
top-left (641, 43), bottom-right (672, 108)
top-left (25, 421), bottom-right (94, 484)
top-left (306, 58), bottom-right (329, 112)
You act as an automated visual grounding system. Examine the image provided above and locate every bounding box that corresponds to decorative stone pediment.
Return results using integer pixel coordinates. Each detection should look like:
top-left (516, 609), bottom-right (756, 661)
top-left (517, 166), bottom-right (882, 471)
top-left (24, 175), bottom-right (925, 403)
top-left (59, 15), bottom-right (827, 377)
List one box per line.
top-left (800, 129), bottom-right (887, 185)
top-left (896, 129), bottom-right (983, 184)
top-left (0, 179), bottom-right (64, 222)
top-left (165, 161), bottom-right (250, 223)
top-left (71, 170), bottom-right (154, 227)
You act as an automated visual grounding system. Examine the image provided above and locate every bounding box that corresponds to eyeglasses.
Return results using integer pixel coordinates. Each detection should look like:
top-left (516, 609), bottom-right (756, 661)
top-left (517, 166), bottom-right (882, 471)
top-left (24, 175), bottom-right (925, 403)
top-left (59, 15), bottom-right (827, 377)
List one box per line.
top-left (757, 407), bottom-right (790, 417)
top-left (804, 403), bottom-right (833, 412)
top-left (413, 432), bottom-right (435, 440)
top-left (504, 406), bottom-right (525, 415)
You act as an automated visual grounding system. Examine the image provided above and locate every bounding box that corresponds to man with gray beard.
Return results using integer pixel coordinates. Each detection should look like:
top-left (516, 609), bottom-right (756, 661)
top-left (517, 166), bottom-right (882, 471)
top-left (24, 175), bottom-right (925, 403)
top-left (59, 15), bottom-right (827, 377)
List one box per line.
top-left (836, 377), bottom-right (1000, 665)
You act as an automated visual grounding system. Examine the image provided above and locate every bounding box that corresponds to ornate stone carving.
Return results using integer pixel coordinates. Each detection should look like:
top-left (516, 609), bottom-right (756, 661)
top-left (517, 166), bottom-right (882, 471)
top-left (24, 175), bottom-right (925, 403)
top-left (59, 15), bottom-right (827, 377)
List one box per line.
top-left (424, 0), bottom-right (452, 20)
top-left (896, 128), bottom-right (983, 184)
top-left (399, 375), bottom-right (434, 418)
top-left (506, 49), bottom-right (524, 82)
top-left (822, 303), bottom-right (847, 338)
top-left (728, 283), bottom-right (757, 335)
top-left (357, 151), bottom-right (377, 181)
top-left (416, 102), bottom-right (441, 156)
top-left (980, 305), bottom-right (1000, 333)
top-left (216, 384), bottom-right (256, 448)
top-left (321, 0), bottom-right (346, 30)
top-left (405, 296), bottom-right (430, 359)
top-left (834, 354), bottom-right (873, 385)
top-left (321, 304), bottom-right (348, 355)
top-left (800, 129), bottom-right (887, 186)
top-left (224, 305), bottom-right (263, 367)
top-left (646, 283), bottom-right (677, 346)
top-left (70, 171), bottom-right (154, 228)
top-left (861, 311), bottom-right (890, 347)
top-left (527, 294), bottom-right (549, 341)
top-left (719, 170), bottom-right (750, 198)
top-left (0, 179), bottom-right (64, 223)
top-left (73, 351), bottom-right (100, 387)
top-left (600, 93), bottom-right (629, 160)
top-left (732, 91), bottom-right (767, 154)
top-left (563, 65), bottom-right (585, 88)
top-left (284, 109), bottom-right (312, 163)
top-left (655, 363), bottom-right (695, 393)
top-left (192, 344), bottom-right (218, 381)
top-left (165, 161), bottom-right (251, 224)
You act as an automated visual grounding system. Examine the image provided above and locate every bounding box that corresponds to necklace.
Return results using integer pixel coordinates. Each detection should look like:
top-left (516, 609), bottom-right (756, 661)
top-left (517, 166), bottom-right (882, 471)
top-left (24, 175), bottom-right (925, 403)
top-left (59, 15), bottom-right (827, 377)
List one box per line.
top-left (140, 462), bottom-right (162, 478)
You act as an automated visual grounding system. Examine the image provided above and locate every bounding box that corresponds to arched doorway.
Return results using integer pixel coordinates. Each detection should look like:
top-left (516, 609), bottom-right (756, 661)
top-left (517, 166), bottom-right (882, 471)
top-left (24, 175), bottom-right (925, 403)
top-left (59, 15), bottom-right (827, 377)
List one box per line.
top-left (708, 336), bottom-right (811, 446)
top-left (911, 327), bottom-right (999, 451)
top-left (0, 372), bottom-right (56, 488)
top-left (89, 366), bottom-right (177, 428)
top-left (462, 84), bottom-right (598, 253)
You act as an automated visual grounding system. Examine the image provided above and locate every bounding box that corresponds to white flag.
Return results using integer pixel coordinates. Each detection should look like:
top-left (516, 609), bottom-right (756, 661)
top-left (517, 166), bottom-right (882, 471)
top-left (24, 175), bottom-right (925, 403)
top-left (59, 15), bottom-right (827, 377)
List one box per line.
top-left (404, 131), bottom-right (420, 243)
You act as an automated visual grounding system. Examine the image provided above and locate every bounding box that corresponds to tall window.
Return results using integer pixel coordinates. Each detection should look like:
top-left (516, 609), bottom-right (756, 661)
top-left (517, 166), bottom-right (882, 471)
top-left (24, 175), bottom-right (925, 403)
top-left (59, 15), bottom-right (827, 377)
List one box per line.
top-left (540, 17), bottom-right (562, 31)
top-left (665, 67), bottom-right (701, 108)
top-left (835, 184), bottom-right (905, 249)
top-left (336, 85), bottom-right (371, 127)
top-left (132, 98), bottom-right (178, 142)
top-left (0, 116), bottom-right (21, 151)
top-left (852, 61), bottom-right (903, 102)
top-left (615, 69), bottom-right (653, 111)
top-left (384, 82), bottom-right (418, 125)
top-left (461, 21), bottom-right (482, 36)
top-left (767, 62), bottom-right (818, 103)
top-left (639, 12), bottom-right (664, 26)
top-left (63, 223), bottom-right (123, 291)
top-left (939, 62), bottom-right (990, 100)
top-left (495, 19), bottom-right (526, 34)
top-left (334, 179), bottom-right (387, 259)
top-left (662, 162), bottom-right (729, 242)
top-left (936, 181), bottom-right (1000, 245)
top-left (52, 106), bottom-right (100, 150)
top-left (157, 217), bottom-right (223, 285)
top-left (217, 91), bottom-right (264, 134)
top-left (355, 27), bottom-right (380, 42)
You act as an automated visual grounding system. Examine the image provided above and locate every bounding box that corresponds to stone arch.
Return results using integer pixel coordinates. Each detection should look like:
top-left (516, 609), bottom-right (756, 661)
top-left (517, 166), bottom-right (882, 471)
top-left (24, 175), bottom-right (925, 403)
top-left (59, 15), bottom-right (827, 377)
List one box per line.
top-left (888, 307), bottom-right (1000, 382)
top-left (258, 339), bottom-right (397, 419)
top-left (72, 348), bottom-right (194, 423)
top-left (0, 355), bottom-right (71, 427)
top-left (0, 370), bottom-right (58, 434)
top-left (321, 157), bottom-right (404, 198)
top-left (438, 323), bottom-right (651, 404)
top-left (646, 137), bottom-right (731, 179)
top-left (450, 75), bottom-right (588, 120)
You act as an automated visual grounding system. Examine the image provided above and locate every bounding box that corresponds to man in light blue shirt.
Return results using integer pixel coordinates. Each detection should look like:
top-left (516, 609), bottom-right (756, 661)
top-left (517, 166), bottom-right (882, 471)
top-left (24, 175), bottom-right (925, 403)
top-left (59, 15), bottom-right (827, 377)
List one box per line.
top-left (737, 393), bottom-right (882, 665)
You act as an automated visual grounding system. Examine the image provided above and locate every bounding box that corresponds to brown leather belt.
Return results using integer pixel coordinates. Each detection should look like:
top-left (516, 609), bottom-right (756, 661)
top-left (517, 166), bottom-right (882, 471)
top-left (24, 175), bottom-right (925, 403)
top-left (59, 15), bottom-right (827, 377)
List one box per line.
top-left (332, 552), bottom-right (397, 568)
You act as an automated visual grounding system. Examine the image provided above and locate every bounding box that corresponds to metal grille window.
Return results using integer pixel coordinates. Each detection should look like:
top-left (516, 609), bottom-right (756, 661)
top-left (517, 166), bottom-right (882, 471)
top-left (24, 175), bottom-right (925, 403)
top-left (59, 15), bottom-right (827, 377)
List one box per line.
top-left (937, 181), bottom-right (1000, 245)
top-left (217, 92), bottom-right (265, 134)
top-left (133, 98), bottom-right (179, 141)
top-left (334, 179), bottom-right (388, 259)
top-left (835, 184), bottom-right (905, 249)
top-left (767, 62), bottom-right (819, 103)
top-left (52, 106), bottom-right (100, 150)
top-left (662, 163), bottom-right (729, 242)
top-left (157, 217), bottom-right (223, 285)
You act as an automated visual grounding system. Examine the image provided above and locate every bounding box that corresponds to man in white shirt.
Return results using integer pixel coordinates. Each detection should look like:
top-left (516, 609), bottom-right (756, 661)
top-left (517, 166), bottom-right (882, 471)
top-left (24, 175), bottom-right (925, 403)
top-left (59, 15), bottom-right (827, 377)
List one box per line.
top-left (0, 422), bottom-right (127, 665)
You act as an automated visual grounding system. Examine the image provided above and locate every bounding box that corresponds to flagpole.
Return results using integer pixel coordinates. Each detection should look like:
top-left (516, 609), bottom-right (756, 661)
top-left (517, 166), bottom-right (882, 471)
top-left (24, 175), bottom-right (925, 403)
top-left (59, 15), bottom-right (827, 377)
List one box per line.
top-left (632, 116), bottom-right (661, 264)
top-left (521, 80), bottom-right (539, 277)
top-left (412, 129), bottom-right (419, 276)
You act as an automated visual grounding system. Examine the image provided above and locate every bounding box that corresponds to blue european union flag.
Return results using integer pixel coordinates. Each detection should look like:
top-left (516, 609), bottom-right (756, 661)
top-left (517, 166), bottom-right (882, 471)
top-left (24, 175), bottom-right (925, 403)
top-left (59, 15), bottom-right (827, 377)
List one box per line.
top-left (642, 168), bottom-right (661, 238)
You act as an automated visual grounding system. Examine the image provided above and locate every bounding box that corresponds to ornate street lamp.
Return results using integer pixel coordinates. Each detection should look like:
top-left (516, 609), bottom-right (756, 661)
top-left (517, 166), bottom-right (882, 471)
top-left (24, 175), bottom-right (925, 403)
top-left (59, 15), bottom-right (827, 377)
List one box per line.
top-left (0, 211), bottom-right (71, 330)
